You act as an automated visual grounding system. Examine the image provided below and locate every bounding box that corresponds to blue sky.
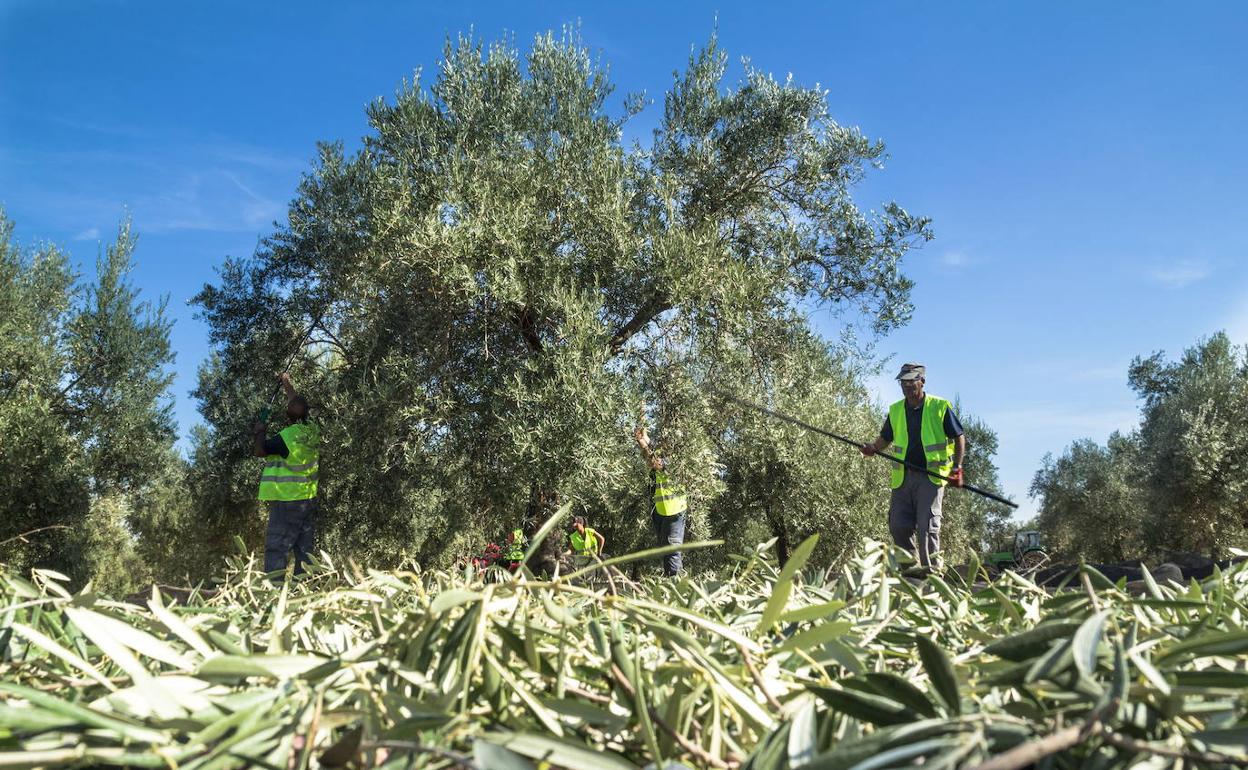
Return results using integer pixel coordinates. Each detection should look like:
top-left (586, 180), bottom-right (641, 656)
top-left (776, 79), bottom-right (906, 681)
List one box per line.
top-left (3, 1), bottom-right (1246, 520)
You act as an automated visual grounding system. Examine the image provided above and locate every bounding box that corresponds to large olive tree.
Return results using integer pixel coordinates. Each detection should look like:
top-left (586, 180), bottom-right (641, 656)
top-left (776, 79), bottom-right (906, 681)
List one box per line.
top-left (191, 31), bottom-right (930, 568)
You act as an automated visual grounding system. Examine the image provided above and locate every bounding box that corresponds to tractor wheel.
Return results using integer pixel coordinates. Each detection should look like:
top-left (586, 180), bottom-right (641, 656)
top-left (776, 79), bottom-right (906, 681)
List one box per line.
top-left (1016, 550), bottom-right (1049, 573)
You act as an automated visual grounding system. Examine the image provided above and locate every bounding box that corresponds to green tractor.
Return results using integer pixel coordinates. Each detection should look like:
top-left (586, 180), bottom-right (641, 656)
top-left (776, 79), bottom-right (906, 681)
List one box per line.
top-left (987, 530), bottom-right (1049, 572)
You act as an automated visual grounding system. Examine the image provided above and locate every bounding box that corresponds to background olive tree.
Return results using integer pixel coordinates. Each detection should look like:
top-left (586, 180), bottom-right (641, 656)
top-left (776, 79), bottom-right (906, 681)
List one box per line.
top-left (939, 409), bottom-right (1014, 562)
top-left (1129, 332), bottom-right (1248, 557)
top-left (0, 212), bottom-right (179, 593)
top-left (1030, 434), bottom-right (1146, 562)
top-left (1030, 332), bottom-right (1248, 562)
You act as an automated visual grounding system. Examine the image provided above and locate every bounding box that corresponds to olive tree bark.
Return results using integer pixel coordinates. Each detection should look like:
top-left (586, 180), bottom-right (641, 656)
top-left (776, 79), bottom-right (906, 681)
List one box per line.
top-left (767, 504), bottom-right (791, 566)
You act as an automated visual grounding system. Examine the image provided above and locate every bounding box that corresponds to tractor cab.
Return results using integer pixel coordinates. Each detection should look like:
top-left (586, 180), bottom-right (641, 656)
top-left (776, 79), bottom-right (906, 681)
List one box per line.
top-left (1015, 530), bottom-right (1043, 553)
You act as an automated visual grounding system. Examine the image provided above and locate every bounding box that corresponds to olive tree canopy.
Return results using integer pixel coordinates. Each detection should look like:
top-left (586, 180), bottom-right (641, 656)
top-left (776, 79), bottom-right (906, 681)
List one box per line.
top-left (192, 31), bottom-right (930, 566)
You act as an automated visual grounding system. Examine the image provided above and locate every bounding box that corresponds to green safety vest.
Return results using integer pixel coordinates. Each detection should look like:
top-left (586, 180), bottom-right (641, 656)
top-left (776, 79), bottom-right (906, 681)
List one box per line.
top-left (506, 529), bottom-right (527, 561)
top-left (887, 395), bottom-right (954, 490)
top-left (258, 422), bottom-right (321, 501)
top-left (653, 470), bottom-right (687, 517)
top-left (569, 528), bottom-right (601, 555)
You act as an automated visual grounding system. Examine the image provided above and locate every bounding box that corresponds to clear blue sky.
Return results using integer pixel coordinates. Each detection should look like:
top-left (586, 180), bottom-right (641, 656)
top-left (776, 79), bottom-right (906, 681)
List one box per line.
top-left (3, 1), bottom-right (1246, 521)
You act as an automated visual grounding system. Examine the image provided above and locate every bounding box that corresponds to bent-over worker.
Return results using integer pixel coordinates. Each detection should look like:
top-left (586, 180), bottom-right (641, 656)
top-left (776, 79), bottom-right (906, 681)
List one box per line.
top-left (568, 515), bottom-right (605, 557)
top-left (504, 528), bottom-right (527, 571)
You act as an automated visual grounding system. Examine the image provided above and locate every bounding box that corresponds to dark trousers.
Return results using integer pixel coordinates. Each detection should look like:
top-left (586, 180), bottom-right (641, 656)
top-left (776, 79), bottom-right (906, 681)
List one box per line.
top-left (888, 470), bottom-right (944, 567)
top-left (265, 498), bottom-right (317, 575)
top-left (652, 510), bottom-right (687, 577)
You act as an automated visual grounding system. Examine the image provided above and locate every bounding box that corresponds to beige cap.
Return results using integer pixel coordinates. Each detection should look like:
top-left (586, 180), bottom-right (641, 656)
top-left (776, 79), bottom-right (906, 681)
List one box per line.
top-left (895, 362), bottom-right (926, 381)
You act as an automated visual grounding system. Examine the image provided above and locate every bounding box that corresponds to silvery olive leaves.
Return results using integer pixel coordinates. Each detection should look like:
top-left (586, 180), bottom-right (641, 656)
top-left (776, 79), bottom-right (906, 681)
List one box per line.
top-left (2, 525), bottom-right (1246, 769)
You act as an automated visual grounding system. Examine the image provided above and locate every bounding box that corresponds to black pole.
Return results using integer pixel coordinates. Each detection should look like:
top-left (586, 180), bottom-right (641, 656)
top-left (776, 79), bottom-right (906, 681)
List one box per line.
top-left (258, 313), bottom-right (324, 420)
top-left (711, 388), bottom-right (1019, 510)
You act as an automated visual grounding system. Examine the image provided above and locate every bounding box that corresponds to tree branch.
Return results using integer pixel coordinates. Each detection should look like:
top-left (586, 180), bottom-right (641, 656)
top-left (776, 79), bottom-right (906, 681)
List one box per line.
top-left (739, 644), bottom-right (783, 711)
top-left (966, 723), bottom-right (1089, 770)
top-left (312, 321), bottom-right (351, 362)
top-left (1099, 730), bottom-right (1248, 767)
top-left (608, 293), bottom-right (671, 356)
top-left (609, 663), bottom-right (734, 769)
top-left (514, 304), bottom-right (543, 353)
top-left (362, 741), bottom-right (480, 770)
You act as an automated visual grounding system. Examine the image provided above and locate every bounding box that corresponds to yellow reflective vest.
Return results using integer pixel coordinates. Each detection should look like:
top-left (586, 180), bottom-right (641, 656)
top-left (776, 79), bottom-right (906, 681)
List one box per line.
top-left (569, 528), bottom-right (601, 555)
top-left (258, 422), bottom-right (321, 501)
top-left (887, 396), bottom-right (954, 489)
top-left (653, 469), bottom-right (687, 517)
top-left (506, 529), bottom-right (527, 562)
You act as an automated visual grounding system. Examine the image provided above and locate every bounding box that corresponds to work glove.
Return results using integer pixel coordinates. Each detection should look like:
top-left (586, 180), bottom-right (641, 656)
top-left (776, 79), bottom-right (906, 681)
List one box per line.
top-left (859, 444), bottom-right (877, 457)
top-left (948, 467), bottom-right (964, 487)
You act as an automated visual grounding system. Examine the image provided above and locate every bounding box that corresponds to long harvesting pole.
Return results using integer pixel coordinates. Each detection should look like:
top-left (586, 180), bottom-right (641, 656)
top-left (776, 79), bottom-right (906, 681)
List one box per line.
top-left (711, 389), bottom-right (1019, 509)
top-left (257, 313), bottom-right (324, 421)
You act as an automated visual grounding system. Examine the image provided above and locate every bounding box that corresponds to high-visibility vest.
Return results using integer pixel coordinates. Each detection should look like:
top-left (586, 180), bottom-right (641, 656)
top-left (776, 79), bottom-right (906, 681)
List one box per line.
top-left (653, 470), bottom-right (687, 517)
top-left (506, 529), bottom-right (527, 561)
top-left (887, 395), bottom-right (954, 489)
top-left (569, 528), bottom-right (601, 555)
top-left (258, 422), bottom-right (321, 501)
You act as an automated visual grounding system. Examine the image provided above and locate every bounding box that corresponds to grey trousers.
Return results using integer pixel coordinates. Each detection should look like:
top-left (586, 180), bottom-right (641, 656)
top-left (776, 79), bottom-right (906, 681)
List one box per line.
top-left (888, 470), bottom-right (944, 567)
top-left (265, 498), bottom-right (317, 575)
top-left (652, 510), bottom-right (687, 577)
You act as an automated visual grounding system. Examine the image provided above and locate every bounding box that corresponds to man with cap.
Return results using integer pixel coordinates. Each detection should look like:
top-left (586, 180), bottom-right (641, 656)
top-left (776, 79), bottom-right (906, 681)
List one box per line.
top-left (860, 363), bottom-right (965, 569)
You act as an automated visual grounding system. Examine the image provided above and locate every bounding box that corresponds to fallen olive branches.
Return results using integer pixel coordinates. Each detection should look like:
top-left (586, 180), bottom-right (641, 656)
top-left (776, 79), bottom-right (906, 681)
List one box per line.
top-left (1, 531), bottom-right (1246, 769)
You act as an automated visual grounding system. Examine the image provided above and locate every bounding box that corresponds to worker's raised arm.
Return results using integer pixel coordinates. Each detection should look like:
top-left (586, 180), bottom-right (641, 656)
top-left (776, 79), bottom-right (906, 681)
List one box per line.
top-left (278, 372), bottom-right (297, 400)
top-left (633, 425), bottom-right (663, 471)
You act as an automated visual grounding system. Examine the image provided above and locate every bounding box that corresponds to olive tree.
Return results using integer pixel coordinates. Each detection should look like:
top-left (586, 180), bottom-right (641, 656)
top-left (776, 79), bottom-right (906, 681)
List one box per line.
top-left (0, 213), bottom-right (177, 591)
top-left (1030, 434), bottom-right (1146, 563)
top-left (191, 30), bottom-right (930, 569)
top-left (1129, 332), bottom-right (1248, 557)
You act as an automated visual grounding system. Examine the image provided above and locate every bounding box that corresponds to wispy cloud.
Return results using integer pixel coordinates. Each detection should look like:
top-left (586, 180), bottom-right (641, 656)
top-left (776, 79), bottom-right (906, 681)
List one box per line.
top-left (988, 405), bottom-right (1139, 442)
top-left (44, 114), bottom-right (151, 141)
top-left (1147, 259), bottom-right (1210, 288)
top-left (221, 170), bottom-right (284, 228)
top-left (131, 169), bottom-right (284, 234)
top-left (73, 227), bottom-right (100, 241)
top-left (209, 144), bottom-right (306, 173)
top-left (940, 251), bottom-right (970, 268)
top-left (1069, 365), bottom-right (1123, 383)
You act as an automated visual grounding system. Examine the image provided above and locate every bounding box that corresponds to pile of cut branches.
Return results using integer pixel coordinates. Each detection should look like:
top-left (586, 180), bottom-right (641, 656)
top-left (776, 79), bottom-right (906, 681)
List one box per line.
top-left (2, 520), bottom-right (1246, 769)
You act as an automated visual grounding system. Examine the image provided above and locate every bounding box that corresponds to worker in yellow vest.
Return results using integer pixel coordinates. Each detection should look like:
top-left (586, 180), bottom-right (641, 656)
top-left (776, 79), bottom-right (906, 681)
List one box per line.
top-left (634, 419), bottom-right (687, 577)
top-left (568, 516), bottom-right (606, 558)
top-left (860, 363), bottom-right (965, 569)
top-left (504, 528), bottom-right (527, 571)
top-left (252, 372), bottom-right (320, 576)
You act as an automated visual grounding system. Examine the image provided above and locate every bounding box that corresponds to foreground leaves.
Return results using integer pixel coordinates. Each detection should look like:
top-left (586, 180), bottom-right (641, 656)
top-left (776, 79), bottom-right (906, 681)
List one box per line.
top-left (2, 537), bottom-right (1246, 769)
